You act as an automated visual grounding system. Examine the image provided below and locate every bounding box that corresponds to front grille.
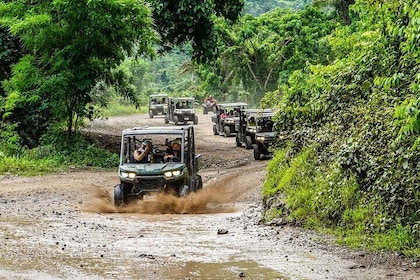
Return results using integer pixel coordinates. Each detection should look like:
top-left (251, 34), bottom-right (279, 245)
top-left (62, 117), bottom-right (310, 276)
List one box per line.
top-left (134, 177), bottom-right (164, 191)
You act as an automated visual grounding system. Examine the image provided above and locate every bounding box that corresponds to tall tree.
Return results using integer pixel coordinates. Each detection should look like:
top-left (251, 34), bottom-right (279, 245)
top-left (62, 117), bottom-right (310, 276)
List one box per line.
top-left (0, 0), bottom-right (157, 146)
top-left (148, 0), bottom-right (244, 63)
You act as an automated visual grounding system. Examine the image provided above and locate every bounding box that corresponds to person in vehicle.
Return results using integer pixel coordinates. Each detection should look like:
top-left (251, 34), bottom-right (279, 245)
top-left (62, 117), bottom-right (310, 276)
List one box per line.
top-left (204, 95), bottom-right (216, 106)
top-left (133, 140), bottom-right (154, 163)
top-left (164, 139), bottom-right (182, 162)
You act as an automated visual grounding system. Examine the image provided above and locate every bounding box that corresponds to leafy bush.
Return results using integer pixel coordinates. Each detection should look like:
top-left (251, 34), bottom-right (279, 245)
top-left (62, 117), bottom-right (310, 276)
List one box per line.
top-left (263, 0), bottom-right (420, 255)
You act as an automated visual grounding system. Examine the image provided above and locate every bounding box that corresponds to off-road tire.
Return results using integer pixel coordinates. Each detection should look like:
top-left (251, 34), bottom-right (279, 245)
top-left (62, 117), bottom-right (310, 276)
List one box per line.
top-left (245, 136), bottom-right (253, 149)
top-left (253, 145), bottom-right (261, 160)
top-left (213, 124), bottom-right (218, 135)
top-left (235, 135), bottom-right (242, 147)
top-left (174, 116), bottom-right (179, 125)
top-left (203, 107), bottom-right (208, 114)
top-left (194, 115), bottom-right (198, 125)
top-left (224, 126), bottom-right (231, 137)
top-left (149, 110), bottom-right (154, 119)
top-left (164, 117), bottom-right (169, 124)
top-left (114, 184), bottom-right (126, 207)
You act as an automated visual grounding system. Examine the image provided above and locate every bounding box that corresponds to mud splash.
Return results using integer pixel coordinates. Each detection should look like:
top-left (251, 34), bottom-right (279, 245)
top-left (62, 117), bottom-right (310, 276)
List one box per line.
top-left (82, 173), bottom-right (246, 215)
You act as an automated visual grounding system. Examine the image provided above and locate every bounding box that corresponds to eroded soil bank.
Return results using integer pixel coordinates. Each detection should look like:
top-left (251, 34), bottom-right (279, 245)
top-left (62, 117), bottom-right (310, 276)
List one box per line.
top-left (0, 113), bottom-right (418, 280)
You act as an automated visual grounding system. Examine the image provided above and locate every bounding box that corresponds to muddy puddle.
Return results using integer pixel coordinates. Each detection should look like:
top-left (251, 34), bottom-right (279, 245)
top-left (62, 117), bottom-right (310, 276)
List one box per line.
top-left (165, 260), bottom-right (287, 279)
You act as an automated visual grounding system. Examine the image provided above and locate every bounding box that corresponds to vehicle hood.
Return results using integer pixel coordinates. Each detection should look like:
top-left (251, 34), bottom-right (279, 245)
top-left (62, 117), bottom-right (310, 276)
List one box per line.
top-left (120, 162), bottom-right (186, 175)
top-left (256, 131), bottom-right (277, 137)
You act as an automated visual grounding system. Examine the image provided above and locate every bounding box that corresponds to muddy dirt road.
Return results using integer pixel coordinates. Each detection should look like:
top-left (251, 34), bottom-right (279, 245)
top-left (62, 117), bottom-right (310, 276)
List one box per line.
top-left (0, 113), bottom-right (418, 280)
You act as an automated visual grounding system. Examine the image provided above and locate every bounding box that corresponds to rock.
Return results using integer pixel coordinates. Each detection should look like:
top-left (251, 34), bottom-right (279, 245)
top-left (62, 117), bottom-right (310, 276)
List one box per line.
top-left (217, 228), bottom-right (229, 235)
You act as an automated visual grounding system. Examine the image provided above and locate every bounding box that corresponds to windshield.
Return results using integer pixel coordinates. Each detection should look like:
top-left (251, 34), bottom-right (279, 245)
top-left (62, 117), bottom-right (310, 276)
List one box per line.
top-left (121, 134), bottom-right (186, 164)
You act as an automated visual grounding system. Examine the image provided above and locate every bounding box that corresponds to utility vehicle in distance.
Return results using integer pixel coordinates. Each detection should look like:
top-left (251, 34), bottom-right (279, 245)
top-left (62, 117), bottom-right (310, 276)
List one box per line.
top-left (165, 97), bottom-right (198, 125)
top-left (236, 108), bottom-right (274, 149)
top-left (148, 94), bottom-right (168, 118)
top-left (211, 102), bottom-right (248, 137)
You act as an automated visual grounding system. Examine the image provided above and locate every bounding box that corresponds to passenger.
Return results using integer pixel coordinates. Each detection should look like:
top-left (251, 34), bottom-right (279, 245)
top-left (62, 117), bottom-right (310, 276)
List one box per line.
top-left (133, 140), bottom-right (154, 163)
top-left (164, 139), bottom-right (182, 162)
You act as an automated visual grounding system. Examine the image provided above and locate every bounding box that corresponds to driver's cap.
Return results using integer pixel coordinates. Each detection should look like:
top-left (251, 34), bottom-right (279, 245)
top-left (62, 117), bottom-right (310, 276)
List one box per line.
top-left (172, 139), bottom-right (181, 145)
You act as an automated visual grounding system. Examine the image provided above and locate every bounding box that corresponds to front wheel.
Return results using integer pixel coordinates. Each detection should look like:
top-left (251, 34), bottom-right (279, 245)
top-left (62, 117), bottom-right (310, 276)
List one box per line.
top-left (194, 115), bottom-right (198, 125)
top-left (174, 116), bottom-right (179, 125)
top-left (114, 184), bottom-right (126, 207)
top-left (203, 107), bottom-right (208, 114)
top-left (245, 136), bottom-right (253, 149)
top-left (253, 145), bottom-right (261, 160)
top-left (149, 110), bottom-right (154, 119)
top-left (213, 124), bottom-right (218, 135)
top-left (164, 117), bottom-right (169, 124)
top-left (224, 126), bottom-right (231, 137)
top-left (236, 135), bottom-right (242, 147)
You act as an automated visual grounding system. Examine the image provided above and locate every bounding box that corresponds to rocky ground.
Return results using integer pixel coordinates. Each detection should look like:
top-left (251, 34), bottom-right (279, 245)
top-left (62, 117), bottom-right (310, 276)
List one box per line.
top-left (0, 112), bottom-right (418, 280)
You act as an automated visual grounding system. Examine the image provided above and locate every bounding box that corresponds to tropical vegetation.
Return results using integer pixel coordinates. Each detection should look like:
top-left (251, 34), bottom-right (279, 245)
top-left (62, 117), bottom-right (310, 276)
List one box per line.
top-left (0, 0), bottom-right (419, 256)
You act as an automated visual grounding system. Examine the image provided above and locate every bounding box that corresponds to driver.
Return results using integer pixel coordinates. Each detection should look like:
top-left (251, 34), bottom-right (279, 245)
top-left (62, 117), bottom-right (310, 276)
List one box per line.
top-left (164, 138), bottom-right (181, 162)
top-left (133, 140), bottom-right (154, 163)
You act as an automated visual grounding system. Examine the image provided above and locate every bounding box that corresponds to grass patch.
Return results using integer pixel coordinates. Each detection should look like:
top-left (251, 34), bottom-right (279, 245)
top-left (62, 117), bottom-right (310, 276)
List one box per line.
top-left (0, 142), bottom-right (119, 176)
top-left (99, 97), bottom-right (147, 117)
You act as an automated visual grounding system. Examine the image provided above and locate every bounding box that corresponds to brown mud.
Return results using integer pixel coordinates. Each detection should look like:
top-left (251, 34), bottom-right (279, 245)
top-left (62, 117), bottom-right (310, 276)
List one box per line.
top-left (0, 113), bottom-right (418, 280)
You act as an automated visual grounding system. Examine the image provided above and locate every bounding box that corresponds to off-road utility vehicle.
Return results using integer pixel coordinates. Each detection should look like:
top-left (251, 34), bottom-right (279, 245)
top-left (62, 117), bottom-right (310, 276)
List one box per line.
top-left (236, 109), bottom-right (273, 149)
top-left (211, 102), bottom-right (248, 137)
top-left (148, 94), bottom-right (168, 118)
top-left (113, 125), bottom-right (203, 206)
top-left (165, 97), bottom-right (198, 125)
top-left (202, 96), bottom-right (217, 114)
top-left (253, 116), bottom-right (285, 160)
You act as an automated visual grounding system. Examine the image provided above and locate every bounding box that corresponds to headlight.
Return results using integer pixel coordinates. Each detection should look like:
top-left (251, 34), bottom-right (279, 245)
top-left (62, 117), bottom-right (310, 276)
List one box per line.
top-left (121, 172), bottom-right (136, 178)
top-left (256, 136), bottom-right (265, 141)
top-left (174, 109), bottom-right (182, 114)
top-left (164, 170), bottom-right (182, 178)
top-left (247, 128), bottom-right (256, 133)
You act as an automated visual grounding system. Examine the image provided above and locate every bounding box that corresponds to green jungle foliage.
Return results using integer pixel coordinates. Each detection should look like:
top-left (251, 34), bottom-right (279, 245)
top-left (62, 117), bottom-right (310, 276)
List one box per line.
top-left (262, 0), bottom-right (420, 255)
top-left (0, 0), bottom-right (243, 154)
top-left (197, 5), bottom-right (335, 106)
top-left (243, 0), bottom-right (311, 16)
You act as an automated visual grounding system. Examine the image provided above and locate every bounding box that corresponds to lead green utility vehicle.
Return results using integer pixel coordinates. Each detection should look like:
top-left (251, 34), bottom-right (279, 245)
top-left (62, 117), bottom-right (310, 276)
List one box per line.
top-left (114, 125), bottom-right (202, 206)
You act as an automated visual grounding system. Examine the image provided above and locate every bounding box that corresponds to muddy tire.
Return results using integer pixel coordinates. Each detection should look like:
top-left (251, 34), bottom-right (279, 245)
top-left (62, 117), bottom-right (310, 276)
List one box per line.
top-left (203, 107), bottom-right (208, 114)
top-left (213, 124), bottom-right (218, 135)
top-left (194, 115), bottom-right (198, 125)
top-left (174, 116), bottom-right (179, 125)
top-left (235, 135), bottom-right (242, 147)
top-left (149, 110), bottom-right (154, 119)
top-left (253, 145), bottom-right (261, 160)
top-left (224, 126), bottom-right (231, 137)
top-left (114, 184), bottom-right (126, 207)
top-left (245, 136), bottom-right (253, 149)
top-left (164, 117), bottom-right (169, 124)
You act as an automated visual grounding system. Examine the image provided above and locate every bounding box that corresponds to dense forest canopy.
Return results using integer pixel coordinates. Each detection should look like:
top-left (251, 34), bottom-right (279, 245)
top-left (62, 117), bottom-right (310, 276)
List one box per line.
top-left (0, 0), bottom-right (419, 255)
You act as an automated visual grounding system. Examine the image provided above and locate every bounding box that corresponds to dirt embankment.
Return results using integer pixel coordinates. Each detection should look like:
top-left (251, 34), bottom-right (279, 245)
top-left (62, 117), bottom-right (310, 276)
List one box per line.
top-left (0, 113), bottom-right (418, 280)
